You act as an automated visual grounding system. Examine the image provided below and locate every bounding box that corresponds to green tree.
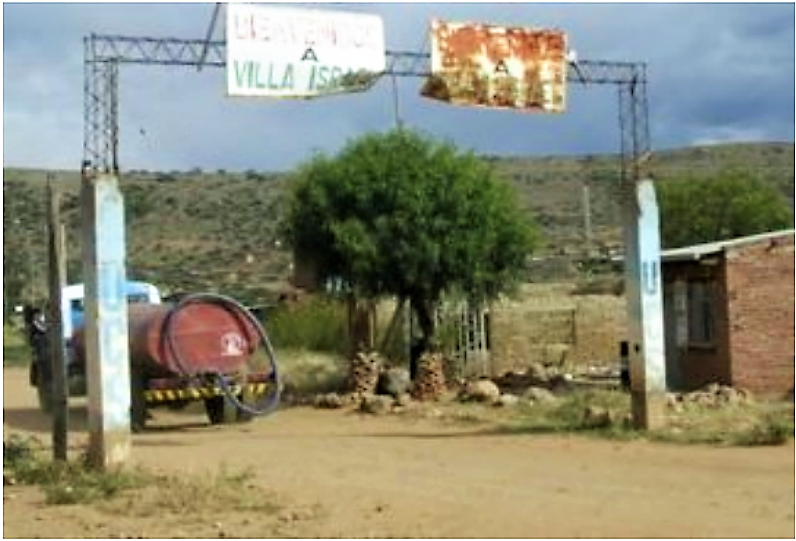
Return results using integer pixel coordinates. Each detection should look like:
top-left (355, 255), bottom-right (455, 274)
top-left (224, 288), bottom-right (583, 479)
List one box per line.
top-left (282, 129), bottom-right (539, 356)
top-left (657, 169), bottom-right (793, 249)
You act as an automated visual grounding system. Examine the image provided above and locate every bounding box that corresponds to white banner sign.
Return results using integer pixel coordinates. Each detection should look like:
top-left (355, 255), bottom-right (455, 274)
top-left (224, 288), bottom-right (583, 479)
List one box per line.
top-left (226, 3), bottom-right (386, 98)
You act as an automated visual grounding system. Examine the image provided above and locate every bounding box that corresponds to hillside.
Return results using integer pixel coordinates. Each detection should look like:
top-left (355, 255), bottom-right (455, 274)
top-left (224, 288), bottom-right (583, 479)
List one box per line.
top-left (3, 141), bottom-right (794, 308)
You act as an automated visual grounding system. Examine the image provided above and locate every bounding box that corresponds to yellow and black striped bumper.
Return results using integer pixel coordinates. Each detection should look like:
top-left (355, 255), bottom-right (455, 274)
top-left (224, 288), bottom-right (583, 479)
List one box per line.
top-left (143, 383), bottom-right (271, 404)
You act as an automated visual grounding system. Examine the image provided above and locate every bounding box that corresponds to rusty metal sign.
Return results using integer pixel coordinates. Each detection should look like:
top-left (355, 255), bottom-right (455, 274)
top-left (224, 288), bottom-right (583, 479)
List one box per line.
top-left (420, 20), bottom-right (568, 112)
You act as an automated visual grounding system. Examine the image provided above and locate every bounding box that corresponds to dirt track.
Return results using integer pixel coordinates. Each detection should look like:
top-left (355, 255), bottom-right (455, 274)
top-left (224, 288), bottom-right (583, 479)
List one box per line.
top-left (3, 366), bottom-right (795, 538)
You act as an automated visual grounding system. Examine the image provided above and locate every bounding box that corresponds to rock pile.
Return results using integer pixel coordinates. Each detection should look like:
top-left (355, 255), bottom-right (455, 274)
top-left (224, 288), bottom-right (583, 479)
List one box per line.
top-left (492, 363), bottom-right (574, 394)
top-left (313, 393), bottom-right (346, 409)
top-left (667, 383), bottom-right (753, 411)
top-left (359, 394), bottom-right (394, 415)
top-left (347, 351), bottom-right (384, 395)
top-left (411, 352), bottom-right (447, 401)
top-left (313, 390), bottom-right (415, 415)
top-left (313, 392), bottom-right (364, 409)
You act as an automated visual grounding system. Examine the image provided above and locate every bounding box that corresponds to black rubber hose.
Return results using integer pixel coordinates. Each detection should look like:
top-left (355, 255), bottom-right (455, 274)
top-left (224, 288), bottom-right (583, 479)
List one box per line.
top-left (161, 292), bottom-right (281, 417)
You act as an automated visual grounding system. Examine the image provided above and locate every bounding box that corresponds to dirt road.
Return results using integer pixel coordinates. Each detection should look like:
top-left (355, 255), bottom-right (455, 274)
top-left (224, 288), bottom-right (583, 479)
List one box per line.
top-left (3, 367), bottom-right (794, 538)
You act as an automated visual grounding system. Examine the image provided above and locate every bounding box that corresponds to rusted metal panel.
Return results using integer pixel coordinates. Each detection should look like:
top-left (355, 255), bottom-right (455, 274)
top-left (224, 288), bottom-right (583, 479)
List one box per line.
top-left (420, 20), bottom-right (568, 113)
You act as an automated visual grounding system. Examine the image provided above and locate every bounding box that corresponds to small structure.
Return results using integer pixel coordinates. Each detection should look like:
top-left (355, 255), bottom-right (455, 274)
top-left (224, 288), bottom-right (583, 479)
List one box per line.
top-left (661, 229), bottom-right (795, 397)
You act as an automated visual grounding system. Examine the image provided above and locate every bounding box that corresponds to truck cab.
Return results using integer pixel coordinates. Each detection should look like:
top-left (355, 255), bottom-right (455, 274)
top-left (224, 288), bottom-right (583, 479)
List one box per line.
top-left (60, 281), bottom-right (162, 342)
top-left (29, 280), bottom-right (162, 411)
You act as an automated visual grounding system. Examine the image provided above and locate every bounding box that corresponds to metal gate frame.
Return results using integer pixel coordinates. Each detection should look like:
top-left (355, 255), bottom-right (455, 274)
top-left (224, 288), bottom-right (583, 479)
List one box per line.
top-left (79, 29), bottom-right (656, 436)
top-left (80, 37), bottom-right (650, 380)
top-left (81, 34), bottom-right (649, 181)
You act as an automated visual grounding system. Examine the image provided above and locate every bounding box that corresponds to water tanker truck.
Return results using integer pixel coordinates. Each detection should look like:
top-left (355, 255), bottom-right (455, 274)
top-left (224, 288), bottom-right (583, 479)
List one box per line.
top-left (28, 281), bottom-right (280, 431)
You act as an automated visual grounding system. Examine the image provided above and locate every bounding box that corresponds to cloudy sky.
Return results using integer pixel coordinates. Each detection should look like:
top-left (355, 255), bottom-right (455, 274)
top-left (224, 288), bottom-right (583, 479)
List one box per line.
top-left (3, 2), bottom-right (794, 172)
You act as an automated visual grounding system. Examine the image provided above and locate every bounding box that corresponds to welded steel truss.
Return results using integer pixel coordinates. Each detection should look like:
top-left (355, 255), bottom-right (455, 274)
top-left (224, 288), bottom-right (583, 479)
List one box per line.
top-left (83, 33), bottom-right (650, 181)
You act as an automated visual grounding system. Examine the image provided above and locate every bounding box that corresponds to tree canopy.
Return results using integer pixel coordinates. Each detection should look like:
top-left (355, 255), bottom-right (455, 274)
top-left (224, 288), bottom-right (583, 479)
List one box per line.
top-left (657, 169), bottom-right (793, 249)
top-left (282, 129), bottom-right (539, 348)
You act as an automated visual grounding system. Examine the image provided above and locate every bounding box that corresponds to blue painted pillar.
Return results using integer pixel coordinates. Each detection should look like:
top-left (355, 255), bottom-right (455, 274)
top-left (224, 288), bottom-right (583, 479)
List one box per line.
top-left (622, 179), bottom-right (667, 429)
top-left (81, 173), bottom-right (131, 468)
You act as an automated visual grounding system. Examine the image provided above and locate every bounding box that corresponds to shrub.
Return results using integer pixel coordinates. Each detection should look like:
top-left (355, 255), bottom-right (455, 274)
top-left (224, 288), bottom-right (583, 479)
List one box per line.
top-left (3, 324), bottom-right (31, 367)
top-left (265, 296), bottom-right (349, 355)
top-left (276, 350), bottom-right (347, 397)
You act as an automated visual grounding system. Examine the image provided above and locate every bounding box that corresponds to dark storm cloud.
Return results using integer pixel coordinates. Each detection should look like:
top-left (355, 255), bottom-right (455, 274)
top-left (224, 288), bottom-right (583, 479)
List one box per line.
top-left (3, 2), bottom-right (794, 171)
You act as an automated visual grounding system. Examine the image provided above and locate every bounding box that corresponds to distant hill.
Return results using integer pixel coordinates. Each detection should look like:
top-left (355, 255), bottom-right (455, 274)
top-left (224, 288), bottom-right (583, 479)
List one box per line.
top-left (3, 141), bottom-right (793, 308)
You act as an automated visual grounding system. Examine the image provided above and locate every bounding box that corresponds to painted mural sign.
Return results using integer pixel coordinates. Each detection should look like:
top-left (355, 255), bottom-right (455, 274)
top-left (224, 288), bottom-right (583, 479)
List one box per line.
top-left (421, 20), bottom-right (568, 112)
top-left (226, 3), bottom-right (386, 98)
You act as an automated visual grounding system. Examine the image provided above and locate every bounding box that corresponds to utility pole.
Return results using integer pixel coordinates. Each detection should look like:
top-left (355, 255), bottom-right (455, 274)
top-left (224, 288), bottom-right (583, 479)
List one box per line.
top-left (46, 175), bottom-right (69, 460)
top-left (81, 171), bottom-right (132, 469)
top-left (622, 178), bottom-right (667, 430)
top-left (582, 177), bottom-right (593, 257)
top-left (391, 74), bottom-right (403, 130)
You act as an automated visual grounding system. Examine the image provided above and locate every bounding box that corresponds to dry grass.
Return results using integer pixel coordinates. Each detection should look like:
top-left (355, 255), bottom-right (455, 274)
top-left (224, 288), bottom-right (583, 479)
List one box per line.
top-left (3, 324), bottom-right (30, 367)
top-left (651, 401), bottom-right (795, 446)
top-left (108, 465), bottom-right (281, 518)
top-left (3, 434), bottom-right (282, 515)
top-left (397, 388), bottom-right (795, 447)
top-left (277, 349), bottom-right (348, 397)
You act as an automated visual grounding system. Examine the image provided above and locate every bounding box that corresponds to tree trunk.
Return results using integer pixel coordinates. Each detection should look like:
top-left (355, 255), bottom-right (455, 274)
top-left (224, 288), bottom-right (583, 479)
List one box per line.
top-left (410, 297), bottom-right (436, 380)
top-left (377, 297), bottom-right (406, 355)
top-left (347, 295), bottom-right (375, 357)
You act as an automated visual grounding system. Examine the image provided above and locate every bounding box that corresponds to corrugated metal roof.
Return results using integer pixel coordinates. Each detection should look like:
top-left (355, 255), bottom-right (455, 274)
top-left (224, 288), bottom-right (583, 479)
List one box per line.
top-left (661, 229), bottom-right (795, 262)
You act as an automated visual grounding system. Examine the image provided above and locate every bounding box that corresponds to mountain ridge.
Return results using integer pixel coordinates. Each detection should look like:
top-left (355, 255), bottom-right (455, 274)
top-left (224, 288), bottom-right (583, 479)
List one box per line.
top-left (3, 141), bottom-right (793, 307)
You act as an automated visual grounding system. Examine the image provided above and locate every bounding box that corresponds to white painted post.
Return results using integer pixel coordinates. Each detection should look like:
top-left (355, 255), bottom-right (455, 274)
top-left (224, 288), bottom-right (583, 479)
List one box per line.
top-left (81, 173), bottom-right (132, 468)
top-left (622, 179), bottom-right (667, 429)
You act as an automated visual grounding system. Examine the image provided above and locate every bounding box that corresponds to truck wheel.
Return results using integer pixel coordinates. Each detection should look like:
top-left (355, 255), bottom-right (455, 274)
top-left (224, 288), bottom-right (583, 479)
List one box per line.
top-left (204, 395), bottom-right (237, 425)
top-left (204, 394), bottom-right (254, 424)
top-left (235, 393), bottom-right (255, 423)
top-left (130, 375), bottom-right (148, 432)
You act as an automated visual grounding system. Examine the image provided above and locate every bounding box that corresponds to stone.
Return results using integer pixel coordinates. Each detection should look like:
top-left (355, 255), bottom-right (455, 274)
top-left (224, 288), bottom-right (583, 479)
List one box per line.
top-left (360, 394), bottom-right (392, 415)
top-left (523, 386), bottom-right (557, 404)
top-left (548, 373), bottom-right (573, 392)
top-left (582, 406), bottom-right (613, 429)
top-left (394, 393), bottom-right (412, 408)
top-left (496, 394), bottom-right (520, 408)
top-left (463, 379), bottom-right (501, 404)
top-left (527, 362), bottom-right (549, 383)
top-left (737, 388), bottom-right (754, 404)
top-left (665, 393), bottom-right (681, 410)
top-left (340, 393), bottom-right (360, 406)
top-left (717, 386), bottom-right (741, 406)
top-left (377, 367), bottom-right (412, 398)
top-left (314, 393), bottom-right (343, 409)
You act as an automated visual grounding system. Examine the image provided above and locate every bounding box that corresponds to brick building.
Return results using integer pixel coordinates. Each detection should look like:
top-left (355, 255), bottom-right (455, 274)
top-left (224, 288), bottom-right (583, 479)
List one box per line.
top-left (661, 229), bottom-right (795, 397)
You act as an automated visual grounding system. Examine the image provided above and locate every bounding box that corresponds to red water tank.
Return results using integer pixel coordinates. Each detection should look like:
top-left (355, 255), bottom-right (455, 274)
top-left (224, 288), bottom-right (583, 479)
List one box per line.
top-left (71, 300), bottom-right (261, 379)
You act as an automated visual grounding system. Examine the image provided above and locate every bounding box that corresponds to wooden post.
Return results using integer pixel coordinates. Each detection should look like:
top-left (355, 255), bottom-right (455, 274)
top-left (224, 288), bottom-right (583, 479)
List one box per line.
top-left (46, 176), bottom-right (69, 461)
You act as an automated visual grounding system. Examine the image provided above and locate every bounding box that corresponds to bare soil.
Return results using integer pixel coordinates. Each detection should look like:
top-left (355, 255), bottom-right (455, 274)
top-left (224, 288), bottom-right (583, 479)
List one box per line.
top-left (3, 367), bottom-right (794, 538)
